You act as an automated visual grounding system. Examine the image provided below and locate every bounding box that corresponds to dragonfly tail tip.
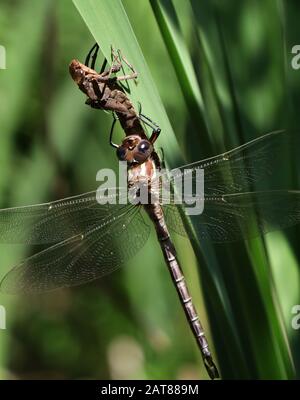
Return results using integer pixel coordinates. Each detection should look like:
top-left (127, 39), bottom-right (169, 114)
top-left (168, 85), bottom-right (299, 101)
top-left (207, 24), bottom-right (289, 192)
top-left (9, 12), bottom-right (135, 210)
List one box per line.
top-left (204, 356), bottom-right (220, 380)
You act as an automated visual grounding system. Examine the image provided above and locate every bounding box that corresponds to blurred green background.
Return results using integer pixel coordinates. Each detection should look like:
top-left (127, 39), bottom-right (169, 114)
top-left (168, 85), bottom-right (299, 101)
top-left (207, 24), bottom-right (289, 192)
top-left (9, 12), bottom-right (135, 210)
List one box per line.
top-left (0, 0), bottom-right (299, 380)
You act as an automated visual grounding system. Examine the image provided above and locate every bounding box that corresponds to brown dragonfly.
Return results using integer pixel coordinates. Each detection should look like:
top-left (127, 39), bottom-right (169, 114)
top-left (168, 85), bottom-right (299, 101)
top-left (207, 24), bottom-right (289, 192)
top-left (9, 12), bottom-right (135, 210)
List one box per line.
top-left (0, 47), bottom-right (299, 379)
top-left (0, 127), bottom-right (299, 378)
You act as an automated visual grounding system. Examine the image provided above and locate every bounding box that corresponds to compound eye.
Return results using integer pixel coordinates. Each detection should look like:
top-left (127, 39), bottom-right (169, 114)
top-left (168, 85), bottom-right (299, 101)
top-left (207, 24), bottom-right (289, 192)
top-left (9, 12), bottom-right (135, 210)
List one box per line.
top-left (134, 140), bottom-right (153, 163)
top-left (116, 146), bottom-right (127, 161)
top-left (138, 140), bottom-right (151, 153)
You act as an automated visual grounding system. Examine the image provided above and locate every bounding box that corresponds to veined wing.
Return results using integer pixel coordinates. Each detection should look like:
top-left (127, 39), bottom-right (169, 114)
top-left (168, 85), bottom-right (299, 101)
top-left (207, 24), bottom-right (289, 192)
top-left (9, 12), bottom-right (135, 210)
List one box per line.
top-left (160, 129), bottom-right (294, 197)
top-left (159, 130), bottom-right (299, 241)
top-left (0, 189), bottom-right (128, 244)
top-left (163, 190), bottom-right (300, 242)
top-left (0, 204), bottom-right (150, 294)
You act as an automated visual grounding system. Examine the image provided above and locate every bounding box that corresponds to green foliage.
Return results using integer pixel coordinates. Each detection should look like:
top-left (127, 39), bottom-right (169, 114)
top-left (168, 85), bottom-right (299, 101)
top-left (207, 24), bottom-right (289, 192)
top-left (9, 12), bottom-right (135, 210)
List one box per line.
top-left (149, 0), bottom-right (300, 379)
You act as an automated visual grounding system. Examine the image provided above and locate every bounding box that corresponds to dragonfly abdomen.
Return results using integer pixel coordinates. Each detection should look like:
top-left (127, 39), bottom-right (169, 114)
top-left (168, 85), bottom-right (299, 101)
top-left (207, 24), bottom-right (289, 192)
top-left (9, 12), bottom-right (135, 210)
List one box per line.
top-left (145, 202), bottom-right (219, 379)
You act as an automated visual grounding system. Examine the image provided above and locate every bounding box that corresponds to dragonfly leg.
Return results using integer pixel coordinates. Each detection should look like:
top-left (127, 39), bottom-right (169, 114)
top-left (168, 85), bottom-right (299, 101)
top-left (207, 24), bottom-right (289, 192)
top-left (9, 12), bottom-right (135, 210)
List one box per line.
top-left (85, 42), bottom-right (108, 75)
top-left (91, 78), bottom-right (106, 99)
top-left (92, 47), bottom-right (122, 83)
top-left (117, 49), bottom-right (138, 81)
top-left (111, 47), bottom-right (138, 82)
top-left (109, 113), bottom-right (119, 148)
top-left (91, 62), bottom-right (121, 85)
top-left (117, 49), bottom-right (136, 74)
top-left (92, 47), bottom-right (137, 85)
top-left (100, 58), bottom-right (108, 74)
top-left (115, 72), bottom-right (138, 82)
top-left (110, 46), bottom-right (123, 73)
top-left (139, 113), bottom-right (161, 144)
top-left (85, 43), bottom-right (99, 69)
top-left (157, 147), bottom-right (166, 168)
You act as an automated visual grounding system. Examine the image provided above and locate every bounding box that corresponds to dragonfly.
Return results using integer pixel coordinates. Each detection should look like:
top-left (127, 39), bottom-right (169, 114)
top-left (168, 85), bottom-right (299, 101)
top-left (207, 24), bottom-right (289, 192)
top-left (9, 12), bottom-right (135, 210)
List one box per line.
top-left (0, 125), bottom-right (299, 379)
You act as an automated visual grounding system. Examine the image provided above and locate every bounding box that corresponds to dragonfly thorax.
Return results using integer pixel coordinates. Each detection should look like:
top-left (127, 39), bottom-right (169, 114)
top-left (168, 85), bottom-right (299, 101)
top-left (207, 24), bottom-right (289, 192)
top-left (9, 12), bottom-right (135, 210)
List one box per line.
top-left (127, 158), bottom-right (160, 204)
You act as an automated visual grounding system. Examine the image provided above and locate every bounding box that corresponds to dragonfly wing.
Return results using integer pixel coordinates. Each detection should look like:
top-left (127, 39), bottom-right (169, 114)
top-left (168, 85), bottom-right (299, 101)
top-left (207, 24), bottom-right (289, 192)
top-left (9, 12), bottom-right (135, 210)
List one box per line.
top-left (160, 129), bottom-right (294, 197)
top-left (162, 204), bottom-right (187, 237)
top-left (0, 205), bottom-right (150, 293)
top-left (160, 130), bottom-right (299, 240)
top-left (0, 190), bottom-right (127, 244)
top-left (164, 191), bottom-right (300, 242)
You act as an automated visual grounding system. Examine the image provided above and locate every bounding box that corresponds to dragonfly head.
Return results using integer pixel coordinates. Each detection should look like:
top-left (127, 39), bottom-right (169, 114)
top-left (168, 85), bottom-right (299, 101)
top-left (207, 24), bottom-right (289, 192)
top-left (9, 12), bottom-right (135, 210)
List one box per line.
top-left (69, 59), bottom-right (86, 84)
top-left (116, 135), bottom-right (153, 165)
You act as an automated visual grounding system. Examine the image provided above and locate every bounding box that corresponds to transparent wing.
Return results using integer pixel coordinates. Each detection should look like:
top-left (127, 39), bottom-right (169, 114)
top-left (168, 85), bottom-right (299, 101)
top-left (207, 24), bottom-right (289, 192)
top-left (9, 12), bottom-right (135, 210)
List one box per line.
top-left (0, 190), bottom-right (128, 244)
top-left (0, 205), bottom-right (150, 294)
top-left (160, 129), bottom-right (293, 197)
top-left (164, 190), bottom-right (300, 242)
top-left (159, 130), bottom-right (300, 240)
